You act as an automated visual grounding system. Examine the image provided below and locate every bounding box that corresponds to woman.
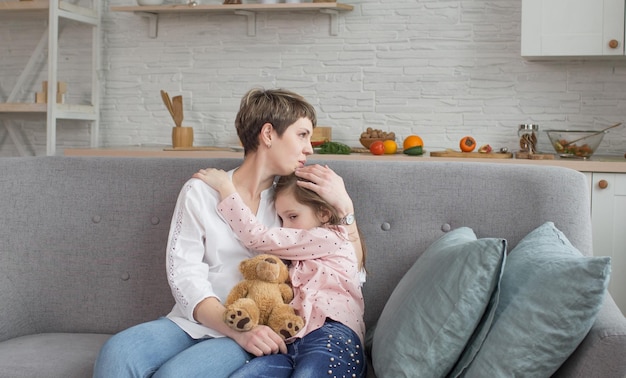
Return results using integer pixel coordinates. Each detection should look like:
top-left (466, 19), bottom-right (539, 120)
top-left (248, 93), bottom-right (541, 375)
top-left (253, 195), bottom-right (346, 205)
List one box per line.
top-left (93, 88), bottom-right (361, 378)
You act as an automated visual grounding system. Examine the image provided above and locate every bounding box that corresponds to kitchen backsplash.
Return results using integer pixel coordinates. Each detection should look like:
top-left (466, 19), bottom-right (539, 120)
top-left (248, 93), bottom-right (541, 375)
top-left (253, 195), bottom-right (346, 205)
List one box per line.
top-left (1, 0), bottom-right (626, 156)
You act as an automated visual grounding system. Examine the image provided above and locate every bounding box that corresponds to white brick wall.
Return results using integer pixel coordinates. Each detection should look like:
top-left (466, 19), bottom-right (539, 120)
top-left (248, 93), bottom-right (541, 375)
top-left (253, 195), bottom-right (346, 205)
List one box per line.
top-left (1, 0), bottom-right (626, 156)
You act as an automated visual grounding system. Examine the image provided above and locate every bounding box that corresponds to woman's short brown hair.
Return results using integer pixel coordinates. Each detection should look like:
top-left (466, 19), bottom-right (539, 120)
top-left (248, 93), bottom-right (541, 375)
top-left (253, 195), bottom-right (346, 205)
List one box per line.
top-left (235, 88), bottom-right (317, 154)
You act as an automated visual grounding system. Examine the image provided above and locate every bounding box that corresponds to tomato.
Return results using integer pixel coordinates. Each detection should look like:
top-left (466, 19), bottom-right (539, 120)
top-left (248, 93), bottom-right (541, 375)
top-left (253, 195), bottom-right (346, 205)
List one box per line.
top-left (369, 140), bottom-right (385, 155)
top-left (460, 136), bottom-right (477, 152)
top-left (383, 140), bottom-right (397, 154)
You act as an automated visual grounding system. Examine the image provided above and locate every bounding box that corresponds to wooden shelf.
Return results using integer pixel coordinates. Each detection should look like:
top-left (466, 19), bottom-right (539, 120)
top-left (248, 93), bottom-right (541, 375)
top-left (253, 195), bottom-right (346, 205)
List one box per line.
top-left (0, 103), bottom-right (97, 120)
top-left (63, 147), bottom-right (626, 173)
top-left (0, 0), bottom-right (98, 23)
top-left (0, 0), bottom-right (48, 11)
top-left (111, 2), bottom-right (353, 37)
top-left (111, 2), bottom-right (352, 13)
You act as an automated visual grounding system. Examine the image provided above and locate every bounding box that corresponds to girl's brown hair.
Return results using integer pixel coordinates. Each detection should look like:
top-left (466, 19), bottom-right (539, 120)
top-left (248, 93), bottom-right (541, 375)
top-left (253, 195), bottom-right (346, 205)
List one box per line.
top-left (235, 88), bottom-right (317, 154)
top-left (274, 173), bottom-right (367, 269)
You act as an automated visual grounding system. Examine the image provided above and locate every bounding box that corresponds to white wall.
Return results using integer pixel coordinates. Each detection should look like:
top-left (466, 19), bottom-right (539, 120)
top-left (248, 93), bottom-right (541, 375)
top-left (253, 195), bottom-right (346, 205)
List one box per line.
top-left (1, 0), bottom-right (626, 156)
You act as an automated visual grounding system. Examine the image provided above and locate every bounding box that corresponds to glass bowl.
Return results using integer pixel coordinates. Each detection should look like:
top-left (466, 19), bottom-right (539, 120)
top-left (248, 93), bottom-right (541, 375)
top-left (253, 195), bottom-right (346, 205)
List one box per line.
top-left (545, 130), bottom-right (606, 159)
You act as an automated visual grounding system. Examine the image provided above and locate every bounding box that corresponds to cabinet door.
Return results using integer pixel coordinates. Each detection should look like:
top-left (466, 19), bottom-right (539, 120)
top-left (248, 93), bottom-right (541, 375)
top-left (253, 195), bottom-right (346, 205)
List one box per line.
top-left (591, 173), bottom-right (626, 315)
top-left (521, 0), bottom-right (625, 57)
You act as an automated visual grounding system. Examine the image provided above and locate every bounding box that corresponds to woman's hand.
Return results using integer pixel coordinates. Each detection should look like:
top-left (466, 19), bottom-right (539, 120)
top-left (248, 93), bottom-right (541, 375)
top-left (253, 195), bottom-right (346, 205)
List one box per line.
top-left (193, 297), bottom-right (287, 356)
top-left (295, 164), bottom-right (364, 268)
top-left (230, 325), bottom-right (287, 357)
top-left (193, 168), bottom-right (236, 199)
top-left (294, 164), bottom-right (353, 217)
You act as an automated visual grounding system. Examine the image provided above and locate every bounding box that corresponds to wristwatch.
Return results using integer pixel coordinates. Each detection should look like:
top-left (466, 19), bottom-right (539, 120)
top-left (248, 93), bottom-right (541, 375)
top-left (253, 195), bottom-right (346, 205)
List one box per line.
top-left (340, 213), bottom-right (355, 225)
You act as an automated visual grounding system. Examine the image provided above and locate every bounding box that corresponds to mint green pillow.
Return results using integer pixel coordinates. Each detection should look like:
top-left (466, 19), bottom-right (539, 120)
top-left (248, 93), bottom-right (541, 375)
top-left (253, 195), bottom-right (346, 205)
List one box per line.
top-left (371, 227), bottom-right (506, 378)
top-left (456, 222), bottom-right (611, 377)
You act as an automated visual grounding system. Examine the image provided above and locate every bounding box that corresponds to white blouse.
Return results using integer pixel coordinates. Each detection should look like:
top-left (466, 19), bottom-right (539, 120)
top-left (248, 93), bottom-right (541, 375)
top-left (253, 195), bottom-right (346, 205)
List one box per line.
top-left (165, 169), bottom-right (280, 339)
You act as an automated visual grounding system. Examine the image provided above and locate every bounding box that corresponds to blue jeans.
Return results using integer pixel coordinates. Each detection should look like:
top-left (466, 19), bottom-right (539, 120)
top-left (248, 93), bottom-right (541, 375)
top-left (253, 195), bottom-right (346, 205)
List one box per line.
top-left (93, 317), bottom-right (250, 378)
top-left (230, 321), bottom-right (366, 378)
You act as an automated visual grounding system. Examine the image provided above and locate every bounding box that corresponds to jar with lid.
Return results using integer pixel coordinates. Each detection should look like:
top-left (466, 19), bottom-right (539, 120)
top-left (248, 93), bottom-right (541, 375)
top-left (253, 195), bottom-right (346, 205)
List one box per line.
top-left (518, 124), bottom-right (538, 153)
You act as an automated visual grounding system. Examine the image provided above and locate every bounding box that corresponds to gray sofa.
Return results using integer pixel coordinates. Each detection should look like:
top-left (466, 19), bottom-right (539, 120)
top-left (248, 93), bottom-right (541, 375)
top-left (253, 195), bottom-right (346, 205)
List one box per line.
top-left (0, 156), bottom-right (625, 378)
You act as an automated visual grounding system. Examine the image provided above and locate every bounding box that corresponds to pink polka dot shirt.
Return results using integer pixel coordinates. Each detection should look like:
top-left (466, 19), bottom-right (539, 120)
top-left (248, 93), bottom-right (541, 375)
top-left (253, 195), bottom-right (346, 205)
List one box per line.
top-left (218, 193), bottom-right (365, 343)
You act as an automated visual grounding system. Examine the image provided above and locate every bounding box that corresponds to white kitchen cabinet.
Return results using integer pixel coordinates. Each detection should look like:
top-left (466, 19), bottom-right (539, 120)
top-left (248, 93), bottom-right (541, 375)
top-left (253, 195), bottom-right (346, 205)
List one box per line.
top-left (590, 173), bottom-right (626, 315)
top-left (521, 0), bottom-right (625, 58)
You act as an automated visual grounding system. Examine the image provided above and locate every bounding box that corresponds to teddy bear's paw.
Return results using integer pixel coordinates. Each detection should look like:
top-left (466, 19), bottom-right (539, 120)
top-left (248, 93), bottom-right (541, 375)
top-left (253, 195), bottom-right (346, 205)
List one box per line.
top-left (277, 317), bottom-right (304, 339)
top-left (225, 308), bottom-right (255, 331)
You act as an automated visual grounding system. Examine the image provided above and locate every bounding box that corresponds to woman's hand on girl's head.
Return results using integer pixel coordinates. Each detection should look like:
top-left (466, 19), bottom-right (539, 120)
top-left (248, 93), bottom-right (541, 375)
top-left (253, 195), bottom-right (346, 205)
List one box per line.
top-left (295, 164), bottom-right (354, 217)
top-left (296, 164), bottom-right (364, 267)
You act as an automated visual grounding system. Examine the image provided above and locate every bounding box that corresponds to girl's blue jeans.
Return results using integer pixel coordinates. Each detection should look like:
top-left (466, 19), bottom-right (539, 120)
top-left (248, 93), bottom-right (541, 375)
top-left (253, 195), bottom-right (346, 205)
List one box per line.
top-left (93, 317), bottom-right (250, 378)
top-left (230, 320), bottom-right (366, 378)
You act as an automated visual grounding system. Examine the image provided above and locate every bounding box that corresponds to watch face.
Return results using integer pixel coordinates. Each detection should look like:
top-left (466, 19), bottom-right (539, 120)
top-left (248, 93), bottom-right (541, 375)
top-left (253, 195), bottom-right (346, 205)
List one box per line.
top-left (343, 213), bottom-right (355, 225)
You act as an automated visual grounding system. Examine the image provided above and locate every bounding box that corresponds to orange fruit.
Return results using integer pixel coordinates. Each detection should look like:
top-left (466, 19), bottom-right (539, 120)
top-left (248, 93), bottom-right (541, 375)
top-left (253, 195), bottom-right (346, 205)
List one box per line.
top-left (460, 136), bottom-right (477, 152)
top-left (403, 135), bottom-right (424, 150)
top-left (383, 140), bottom-right (397, 154)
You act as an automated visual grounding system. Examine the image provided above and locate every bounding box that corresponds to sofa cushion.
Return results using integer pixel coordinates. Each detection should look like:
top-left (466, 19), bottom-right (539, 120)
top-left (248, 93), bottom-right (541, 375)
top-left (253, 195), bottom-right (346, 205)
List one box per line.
top-left (371, 227), bottom-right (506, 378)
top-left (0, 333), bottom-right (111, 378)
top-left (455, 222), bottom-right (611, 377)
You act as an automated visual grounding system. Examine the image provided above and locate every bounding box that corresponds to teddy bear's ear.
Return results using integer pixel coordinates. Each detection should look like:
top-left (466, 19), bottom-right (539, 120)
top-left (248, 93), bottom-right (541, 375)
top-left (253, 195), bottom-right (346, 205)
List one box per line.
top-left (239, 257), bottom-right (253, 274)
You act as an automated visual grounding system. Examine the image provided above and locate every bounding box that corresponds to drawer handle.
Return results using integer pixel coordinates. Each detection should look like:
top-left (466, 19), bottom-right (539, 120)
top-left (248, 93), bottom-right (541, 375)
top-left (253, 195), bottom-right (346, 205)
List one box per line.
top-left (609, 39), bottom-right (619, 49)
top-left (598, 179), bottom-right (609, 189)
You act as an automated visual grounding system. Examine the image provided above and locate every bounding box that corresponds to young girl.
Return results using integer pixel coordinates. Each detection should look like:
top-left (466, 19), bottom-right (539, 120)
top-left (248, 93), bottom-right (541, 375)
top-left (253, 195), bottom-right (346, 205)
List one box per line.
top-left (193, 169), bottom-right (367, 378)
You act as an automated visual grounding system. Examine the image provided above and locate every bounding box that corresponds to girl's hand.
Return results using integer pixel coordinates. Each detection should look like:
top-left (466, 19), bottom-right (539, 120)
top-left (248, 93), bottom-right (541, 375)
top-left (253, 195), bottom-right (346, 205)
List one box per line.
top-left (193, 168), bottom-right (236, 199)
top-left (294, 164), bottom-right (354, 217)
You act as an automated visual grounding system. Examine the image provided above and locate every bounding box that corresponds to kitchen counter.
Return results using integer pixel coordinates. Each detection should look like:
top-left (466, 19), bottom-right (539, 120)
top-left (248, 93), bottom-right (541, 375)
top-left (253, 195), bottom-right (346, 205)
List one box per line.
top-left (63, 147), bottom-right (626, 173)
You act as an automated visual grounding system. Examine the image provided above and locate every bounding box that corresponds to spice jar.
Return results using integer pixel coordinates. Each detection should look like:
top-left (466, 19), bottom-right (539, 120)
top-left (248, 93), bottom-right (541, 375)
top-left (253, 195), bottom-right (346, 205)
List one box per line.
top-left (518, 124), bottom-right (538, 153)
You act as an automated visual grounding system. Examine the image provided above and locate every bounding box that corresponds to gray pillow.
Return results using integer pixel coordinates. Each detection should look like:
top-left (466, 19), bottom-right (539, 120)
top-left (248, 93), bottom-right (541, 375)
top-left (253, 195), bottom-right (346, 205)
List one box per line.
top-left (456, 222), bottom-right (611, 377)
top-left (371, 227), bottom-right (506, 378)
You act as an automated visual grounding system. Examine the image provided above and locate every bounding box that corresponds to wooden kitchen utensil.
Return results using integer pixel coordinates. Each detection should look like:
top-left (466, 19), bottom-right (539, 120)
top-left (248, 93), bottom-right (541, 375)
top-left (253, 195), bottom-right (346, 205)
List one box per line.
top-left (160, 90), bottom-right (175, 123)
top-left (172, 95), bottom-right (183, 128)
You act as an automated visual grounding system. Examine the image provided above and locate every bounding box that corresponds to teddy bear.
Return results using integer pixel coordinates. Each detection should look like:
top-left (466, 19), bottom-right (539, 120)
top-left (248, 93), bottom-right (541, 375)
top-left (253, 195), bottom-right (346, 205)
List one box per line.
top-left (224, 254), bottom-right (305, 339)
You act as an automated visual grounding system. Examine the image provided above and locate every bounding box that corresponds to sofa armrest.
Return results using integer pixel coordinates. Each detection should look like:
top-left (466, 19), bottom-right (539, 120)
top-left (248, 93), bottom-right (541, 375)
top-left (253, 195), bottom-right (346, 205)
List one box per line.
top-left (553, 294), bottom-right (626, 378)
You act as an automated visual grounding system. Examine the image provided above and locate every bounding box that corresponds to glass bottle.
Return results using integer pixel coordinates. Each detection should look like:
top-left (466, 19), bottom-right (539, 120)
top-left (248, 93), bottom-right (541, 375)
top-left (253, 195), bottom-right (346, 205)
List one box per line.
top-left (518, 124), bottom-right (538, 153)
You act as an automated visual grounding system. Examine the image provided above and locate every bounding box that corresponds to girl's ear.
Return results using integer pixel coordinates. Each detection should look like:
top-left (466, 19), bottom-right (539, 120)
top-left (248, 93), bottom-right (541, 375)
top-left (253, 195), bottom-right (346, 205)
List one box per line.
top-left (261, 122), bottom-right (274, 147)
top-left (317, 208), bottom-right (332, 224)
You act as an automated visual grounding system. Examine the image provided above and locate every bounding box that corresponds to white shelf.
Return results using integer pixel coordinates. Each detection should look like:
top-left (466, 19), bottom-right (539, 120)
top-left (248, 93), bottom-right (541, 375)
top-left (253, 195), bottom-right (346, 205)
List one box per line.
top-left (0, 103), bottom-right (97, 120)
top-left (111, 2), bottom-right (353, 37)
top-left (0, 0), bottom-right (101, 156)
top-left (0, 0), bottom-right (98, 22)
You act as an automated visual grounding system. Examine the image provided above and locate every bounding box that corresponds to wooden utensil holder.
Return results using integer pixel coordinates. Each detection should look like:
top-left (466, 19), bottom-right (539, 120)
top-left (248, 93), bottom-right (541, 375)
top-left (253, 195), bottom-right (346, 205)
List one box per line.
top-left (172, 127), bottom-right (194, 148)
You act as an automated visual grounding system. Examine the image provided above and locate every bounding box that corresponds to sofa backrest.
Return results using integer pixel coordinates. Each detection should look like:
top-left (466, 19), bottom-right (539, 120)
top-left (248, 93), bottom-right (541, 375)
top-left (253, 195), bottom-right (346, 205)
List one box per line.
top-left (0, 156), bottom-right (592, 341)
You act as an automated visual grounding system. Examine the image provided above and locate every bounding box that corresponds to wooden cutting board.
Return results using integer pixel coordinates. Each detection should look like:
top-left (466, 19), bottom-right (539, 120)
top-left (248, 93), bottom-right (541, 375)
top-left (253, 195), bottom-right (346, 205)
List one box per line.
top-left (163, 146), bottom-right (237, 151)
top-left (430, 150), bottom-right (513, 159)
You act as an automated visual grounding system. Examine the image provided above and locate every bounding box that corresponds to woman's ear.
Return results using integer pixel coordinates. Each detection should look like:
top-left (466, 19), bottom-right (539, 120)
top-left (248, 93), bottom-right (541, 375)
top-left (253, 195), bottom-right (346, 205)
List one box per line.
top-left (261, 122), bottom-right (273, 148)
